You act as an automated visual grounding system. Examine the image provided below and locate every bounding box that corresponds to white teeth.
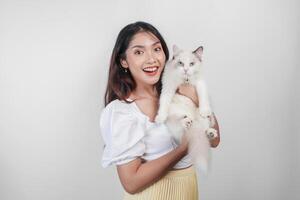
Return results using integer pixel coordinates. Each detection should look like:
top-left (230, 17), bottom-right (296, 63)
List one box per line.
top-left (143, 67), bottom-right (158, 72)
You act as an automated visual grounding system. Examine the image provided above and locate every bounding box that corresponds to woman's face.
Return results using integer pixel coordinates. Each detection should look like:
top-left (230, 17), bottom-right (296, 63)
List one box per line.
top-left (121, 31), bottom-right (166, 88)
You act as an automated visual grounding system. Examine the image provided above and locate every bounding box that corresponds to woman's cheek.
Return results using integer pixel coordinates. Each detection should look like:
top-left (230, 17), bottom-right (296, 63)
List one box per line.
top-left (159, 52), bottom-right (166, 62)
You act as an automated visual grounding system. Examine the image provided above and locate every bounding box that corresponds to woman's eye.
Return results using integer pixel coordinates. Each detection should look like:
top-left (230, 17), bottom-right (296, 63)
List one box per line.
top-left (134, 50), bottom-right (143, 55)
top-left (190, 62), bottom-right (194, 66)
top-left (154, 47), bottom-right (162, 51)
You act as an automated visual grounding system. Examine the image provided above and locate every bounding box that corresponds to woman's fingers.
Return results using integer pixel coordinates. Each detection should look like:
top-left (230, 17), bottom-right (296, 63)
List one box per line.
top-left (177, 84), bottom-right (199, 107)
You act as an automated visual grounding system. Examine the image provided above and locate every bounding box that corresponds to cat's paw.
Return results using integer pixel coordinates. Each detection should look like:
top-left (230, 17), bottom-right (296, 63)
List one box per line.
top-left (205, 128), bottom-right (218, 140)
top-left (155, 114), bottom-right (168, 123)
top-left (199, 108), bottom-right (212, 119)
top-left (181, 115), bottom-right (193, 130)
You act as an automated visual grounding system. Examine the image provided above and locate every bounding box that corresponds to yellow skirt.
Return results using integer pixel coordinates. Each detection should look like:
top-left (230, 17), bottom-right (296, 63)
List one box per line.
top-left (123, 165), bottom-right (199, 200)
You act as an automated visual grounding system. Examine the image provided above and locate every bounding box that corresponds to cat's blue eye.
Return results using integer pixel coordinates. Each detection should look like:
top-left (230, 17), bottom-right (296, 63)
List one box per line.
top-left (190, 62), bottom-right (194, 66)
top-left (178, 61), bottom-right (183, 65)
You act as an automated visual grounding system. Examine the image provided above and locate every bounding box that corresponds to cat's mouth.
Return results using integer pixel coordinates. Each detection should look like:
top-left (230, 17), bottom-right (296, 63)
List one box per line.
top-left (183, 74), bottom-right (190, 83)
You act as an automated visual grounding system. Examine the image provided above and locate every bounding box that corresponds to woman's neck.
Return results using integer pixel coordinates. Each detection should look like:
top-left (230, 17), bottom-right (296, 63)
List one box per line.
top-left (130, 85), bottom-right (158, 100)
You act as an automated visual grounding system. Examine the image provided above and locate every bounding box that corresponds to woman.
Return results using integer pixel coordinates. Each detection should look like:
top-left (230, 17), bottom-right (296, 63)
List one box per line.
top-left (100, 21), bottom-right (220, 200)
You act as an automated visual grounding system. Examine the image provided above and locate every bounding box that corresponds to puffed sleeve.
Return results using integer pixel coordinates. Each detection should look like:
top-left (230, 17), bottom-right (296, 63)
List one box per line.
top-left (100, 101), bottom-right (146, 168)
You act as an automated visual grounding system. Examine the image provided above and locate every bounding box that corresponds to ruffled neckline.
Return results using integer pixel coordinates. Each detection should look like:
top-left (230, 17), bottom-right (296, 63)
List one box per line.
top-left (126, 98), bottom-right (156, 125)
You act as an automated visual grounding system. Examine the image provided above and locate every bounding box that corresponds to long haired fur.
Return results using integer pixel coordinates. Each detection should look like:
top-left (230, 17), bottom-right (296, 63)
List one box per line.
top-left (155, 45), bottom-right (218, 174)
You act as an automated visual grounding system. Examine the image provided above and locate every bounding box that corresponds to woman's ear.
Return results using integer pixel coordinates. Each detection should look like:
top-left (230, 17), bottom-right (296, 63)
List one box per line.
top-left (120, 58), bottom-right (128, 68)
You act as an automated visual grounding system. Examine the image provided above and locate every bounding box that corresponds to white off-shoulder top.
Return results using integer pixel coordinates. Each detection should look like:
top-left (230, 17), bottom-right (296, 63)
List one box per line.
top-left (99, 99), bottom-right (192, 169)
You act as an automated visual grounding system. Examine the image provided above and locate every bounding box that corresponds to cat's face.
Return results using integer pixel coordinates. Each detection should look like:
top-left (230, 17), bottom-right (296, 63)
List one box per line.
top-left (170, 45), bottom-right (203, 77)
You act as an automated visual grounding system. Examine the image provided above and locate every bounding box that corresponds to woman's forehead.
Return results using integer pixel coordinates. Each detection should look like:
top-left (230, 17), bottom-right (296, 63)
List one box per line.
top-left (129, 32), bottom-right (160, 48)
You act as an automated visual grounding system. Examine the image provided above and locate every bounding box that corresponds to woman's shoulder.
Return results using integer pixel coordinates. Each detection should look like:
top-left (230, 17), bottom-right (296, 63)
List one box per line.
top-left (102, 99), bottom-right (134, 113)
top-left (100, 99), bottom-right (143, 123)
top-left (100, 98), bottom-right (151, 127)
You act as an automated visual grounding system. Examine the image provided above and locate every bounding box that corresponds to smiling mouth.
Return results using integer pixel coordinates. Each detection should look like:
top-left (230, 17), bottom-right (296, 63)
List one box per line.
top-left (143, 66), bottom-right (159, 72)
top-left (142, 66), bottom-right (159, 76)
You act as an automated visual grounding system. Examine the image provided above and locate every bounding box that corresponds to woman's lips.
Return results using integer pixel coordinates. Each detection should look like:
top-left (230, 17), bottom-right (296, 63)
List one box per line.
top-left (143, 66), bottom-right (159, 76)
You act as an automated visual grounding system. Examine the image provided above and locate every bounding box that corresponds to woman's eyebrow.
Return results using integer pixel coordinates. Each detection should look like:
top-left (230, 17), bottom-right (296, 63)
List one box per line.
top-left (130, 41), bottom-right (161, 49)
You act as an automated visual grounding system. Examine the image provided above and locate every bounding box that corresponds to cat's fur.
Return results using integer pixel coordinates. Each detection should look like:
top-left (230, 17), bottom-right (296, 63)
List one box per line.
top-left (155, 45), bottom-right (218, 173)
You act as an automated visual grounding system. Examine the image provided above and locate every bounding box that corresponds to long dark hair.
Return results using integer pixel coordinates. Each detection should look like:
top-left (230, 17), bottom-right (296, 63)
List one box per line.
top-left (104, 21), bottom-right (169, 106)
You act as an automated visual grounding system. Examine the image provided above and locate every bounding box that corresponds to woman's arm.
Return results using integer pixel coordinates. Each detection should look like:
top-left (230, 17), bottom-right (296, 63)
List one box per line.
top-left (210, 113), bottom-right (220, 148)
top-left (117, 137), bottom-right (188, 194)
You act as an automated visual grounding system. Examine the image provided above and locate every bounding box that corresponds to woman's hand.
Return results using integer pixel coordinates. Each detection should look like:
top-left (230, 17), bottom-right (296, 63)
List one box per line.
top-left (177, 83), bottom-right (199, 107)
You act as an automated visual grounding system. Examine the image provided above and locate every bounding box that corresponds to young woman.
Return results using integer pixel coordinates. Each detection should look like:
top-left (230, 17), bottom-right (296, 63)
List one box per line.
top-left (100, 21), bottom-right (220, 200)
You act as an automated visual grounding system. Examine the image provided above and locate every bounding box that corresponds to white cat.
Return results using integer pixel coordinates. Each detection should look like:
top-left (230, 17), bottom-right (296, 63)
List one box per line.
top-left (155, 45), bottom-right (218, 173)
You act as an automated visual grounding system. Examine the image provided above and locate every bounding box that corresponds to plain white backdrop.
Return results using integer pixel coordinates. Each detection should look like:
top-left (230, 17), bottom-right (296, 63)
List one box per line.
top-left (0, 0), bottom-right (299, 199)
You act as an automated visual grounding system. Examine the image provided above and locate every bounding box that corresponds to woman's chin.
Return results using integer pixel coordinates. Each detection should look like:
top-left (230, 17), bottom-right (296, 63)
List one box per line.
top-left (142, 74), bottom-right (160, 85)
top-left (149, 77), bottom-right (161, 85)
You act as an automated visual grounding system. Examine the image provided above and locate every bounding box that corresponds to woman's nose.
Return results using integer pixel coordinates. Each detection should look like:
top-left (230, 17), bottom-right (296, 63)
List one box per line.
top-left (145, 51), bottom-right (156, 63)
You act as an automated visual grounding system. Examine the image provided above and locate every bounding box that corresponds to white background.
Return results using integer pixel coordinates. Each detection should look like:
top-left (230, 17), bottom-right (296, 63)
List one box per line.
top-left (0, 0), bottom-right (299, 199)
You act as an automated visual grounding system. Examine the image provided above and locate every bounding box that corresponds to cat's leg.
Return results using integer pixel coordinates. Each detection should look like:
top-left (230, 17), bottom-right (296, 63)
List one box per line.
top-left (155, 83), bottom-right (179, 123)
top-left (197, 114), bottom-right (218, 140)
top-left (195, 80), bottom-right (212, 118)
top-left (205, 114), bottom-right (218, 139)
top-left (181, 115), bottom-right (193, 131)
top-left (168, 96), bottom-right (195, 131)
top-left (205, 128), bottom-right (218, 140)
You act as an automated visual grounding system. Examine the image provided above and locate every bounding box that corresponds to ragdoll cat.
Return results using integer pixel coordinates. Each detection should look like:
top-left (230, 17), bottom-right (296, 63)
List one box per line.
top-left (155, 45), bottom-right (218, 173)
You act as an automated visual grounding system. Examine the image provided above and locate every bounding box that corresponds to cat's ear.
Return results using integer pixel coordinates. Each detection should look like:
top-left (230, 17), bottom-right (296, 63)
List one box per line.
top-left (173, 45), bottom-right (181, 55)
top-left (172, 45), bottom-right (181, 60)
top-left (193, 46), bottom-right (203, 61)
